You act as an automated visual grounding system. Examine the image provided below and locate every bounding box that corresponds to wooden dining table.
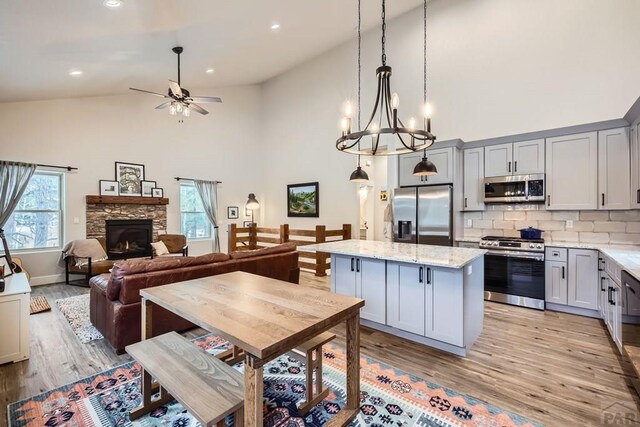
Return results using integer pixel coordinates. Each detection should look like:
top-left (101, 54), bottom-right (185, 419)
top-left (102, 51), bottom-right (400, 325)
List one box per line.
top-left (139, 271), bottom-right (365, 427)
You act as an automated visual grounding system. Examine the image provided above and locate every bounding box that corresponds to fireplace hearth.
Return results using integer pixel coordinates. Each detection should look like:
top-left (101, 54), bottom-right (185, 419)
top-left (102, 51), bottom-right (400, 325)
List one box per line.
top-left (105, 219), bottom-right (153, 260)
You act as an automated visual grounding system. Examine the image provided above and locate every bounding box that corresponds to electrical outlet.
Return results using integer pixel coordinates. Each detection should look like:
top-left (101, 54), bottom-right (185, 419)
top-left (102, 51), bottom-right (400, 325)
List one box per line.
top-left (73, 217), bottom-right (80, 224)
top-left (566, 220), bottom-right (573, 229)
top-left (467, 265), bottom-right (473, 275)
top-left (466, 219), bottom-right (472, 227)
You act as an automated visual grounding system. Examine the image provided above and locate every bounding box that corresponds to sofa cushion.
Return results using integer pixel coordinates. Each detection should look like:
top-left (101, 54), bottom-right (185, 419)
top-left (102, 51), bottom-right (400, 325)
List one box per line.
top-left (151, 241), bottom-right (170, 255)
top-left (230, 242), bottom-right (297, 260)
top-left (90, 273), bottom-right (110, 297)
top-left (106, 253), bottom-right (231, 301)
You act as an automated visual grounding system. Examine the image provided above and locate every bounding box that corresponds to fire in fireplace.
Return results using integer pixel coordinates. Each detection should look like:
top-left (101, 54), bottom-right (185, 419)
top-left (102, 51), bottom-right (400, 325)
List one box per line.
top-left (105, 219), bottom-right (153, 260)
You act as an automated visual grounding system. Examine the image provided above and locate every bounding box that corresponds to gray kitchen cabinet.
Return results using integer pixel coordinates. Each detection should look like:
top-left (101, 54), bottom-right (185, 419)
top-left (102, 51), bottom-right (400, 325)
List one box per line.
top-left (484, 143), bottom-right (512, 177)
top-left (463, 148), bottom-right (484, 211)
top-left (512, 139), bottom-right (545, 175)
top-left (545, 260), bottom-right (567, 305)
top-left (331, 254), bottom-right (386, 323)
top-left (484, 139), bottom-right (544, 178)
top-left (567, 249), bottom-right (599, 310)
top-left (387, 262), bottom-right (426, 335)
top-left (631, 121), bottom-right (640, 208)
top-left (425, 266), bottom-right (463, 346)
top-left (399, 147), bottom-right (453, 187)
top-left (598, 128), bottom-right (630, 210)
top-left (545, 132), bottom-right (598, 210)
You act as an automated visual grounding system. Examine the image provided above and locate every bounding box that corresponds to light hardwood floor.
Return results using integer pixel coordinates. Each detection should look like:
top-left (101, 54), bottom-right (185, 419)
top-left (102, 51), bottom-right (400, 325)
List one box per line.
top-left (2, 273), bottom-right (640, 426)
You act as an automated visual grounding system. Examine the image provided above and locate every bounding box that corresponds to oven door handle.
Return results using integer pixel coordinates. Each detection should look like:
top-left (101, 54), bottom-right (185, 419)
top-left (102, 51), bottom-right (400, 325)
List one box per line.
top-left (485, 251), bottom-right (544, 261)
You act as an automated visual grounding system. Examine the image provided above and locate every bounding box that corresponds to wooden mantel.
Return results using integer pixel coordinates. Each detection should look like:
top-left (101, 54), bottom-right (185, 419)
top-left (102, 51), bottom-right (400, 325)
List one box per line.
top-left (86, 195), bottom-right (169, 205)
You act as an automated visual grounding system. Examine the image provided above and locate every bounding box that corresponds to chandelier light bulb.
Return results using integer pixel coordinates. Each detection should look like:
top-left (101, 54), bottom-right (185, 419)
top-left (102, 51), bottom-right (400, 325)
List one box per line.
top-left (370, 123), bottom-right (379, 134)
top-left (340, 117), bottom-right (350, 132)
top-left (344, 101), bottom-right (353, 118)
top-left (169, 103), bottom-right (177, 115)
top-left (183, 106), bottom-right (191, 117)
top-left (424, 102), bottom-right (433, 119)
top-left (391, 93), bottom-right (400, 109)
top-left (409, 117), bottom-right (416, 130)
top-left (176, 103), bottom-right (183, 113)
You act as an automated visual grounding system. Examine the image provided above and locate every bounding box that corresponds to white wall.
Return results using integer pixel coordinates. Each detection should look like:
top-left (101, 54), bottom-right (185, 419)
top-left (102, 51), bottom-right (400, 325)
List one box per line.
top-left (259, 0), bottom-right (640, 234)
top-left (0, 85), bottom-right (264, 284)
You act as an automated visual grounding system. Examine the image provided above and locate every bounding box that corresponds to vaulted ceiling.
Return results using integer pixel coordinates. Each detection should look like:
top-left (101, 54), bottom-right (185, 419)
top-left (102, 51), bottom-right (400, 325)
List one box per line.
top-left (0, 0), bottom-right (422, 102)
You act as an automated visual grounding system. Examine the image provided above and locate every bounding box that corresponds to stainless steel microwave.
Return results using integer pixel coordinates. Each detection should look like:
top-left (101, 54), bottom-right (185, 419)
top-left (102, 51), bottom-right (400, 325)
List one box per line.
top-left (483, 174), bottom-right (545, 203)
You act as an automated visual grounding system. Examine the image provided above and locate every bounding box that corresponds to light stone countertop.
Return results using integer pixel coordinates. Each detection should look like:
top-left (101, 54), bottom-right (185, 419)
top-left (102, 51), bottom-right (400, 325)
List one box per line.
top-left (300, 240), bottom-right (487, 269)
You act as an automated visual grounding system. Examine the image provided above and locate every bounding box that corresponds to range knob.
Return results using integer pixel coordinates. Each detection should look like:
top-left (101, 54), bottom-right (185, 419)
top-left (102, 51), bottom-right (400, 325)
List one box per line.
top-left (529, 243), bottom-right (535, 248)
top-left (537, 244), bottom-right (542, 249)
top-left (492, 241), bottom-right (498, 246)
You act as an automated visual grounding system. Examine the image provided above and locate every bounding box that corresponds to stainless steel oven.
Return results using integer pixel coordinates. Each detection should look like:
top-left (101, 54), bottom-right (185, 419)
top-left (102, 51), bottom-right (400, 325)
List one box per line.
top-left (484, 174), bottom-right (545, 203)
top-left (481, 236), bottom-right (545, 310)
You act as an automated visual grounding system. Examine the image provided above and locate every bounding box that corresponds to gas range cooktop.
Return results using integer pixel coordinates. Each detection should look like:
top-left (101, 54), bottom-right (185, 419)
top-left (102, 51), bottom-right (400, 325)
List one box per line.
top-left (480, 235), bottom-right (545, 252)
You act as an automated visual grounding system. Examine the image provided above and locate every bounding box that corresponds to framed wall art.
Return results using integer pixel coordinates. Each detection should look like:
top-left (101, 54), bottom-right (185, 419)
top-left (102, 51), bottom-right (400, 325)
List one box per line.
top-left (152, 188), bottom-right (164, 198)
top-left (99, 180), bottom-right (119, 196)
top-left (227, 206), bottom-right (239, 219)
top-left (287, 182), bottom-right (319, 217)
top-left (115, 161), bottom-right (145, 196)
top-left (141, 180), bottom-right (157, 197)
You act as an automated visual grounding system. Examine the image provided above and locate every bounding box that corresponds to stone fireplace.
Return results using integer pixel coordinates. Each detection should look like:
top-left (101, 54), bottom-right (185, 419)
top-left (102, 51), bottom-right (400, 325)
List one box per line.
top-left (105, 219), bottom-right (153, 260)
top-left (86, 195), bottom-right (168, 256)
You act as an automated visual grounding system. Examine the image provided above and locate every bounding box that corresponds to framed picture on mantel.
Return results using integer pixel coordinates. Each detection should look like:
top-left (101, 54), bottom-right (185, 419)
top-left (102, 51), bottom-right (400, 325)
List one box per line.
top-left (287, 182), bottom-right (319, 217)
top-left (115, 161), bottom-right (145, 196)
top-left (99, 180), bottom-right (119, 196)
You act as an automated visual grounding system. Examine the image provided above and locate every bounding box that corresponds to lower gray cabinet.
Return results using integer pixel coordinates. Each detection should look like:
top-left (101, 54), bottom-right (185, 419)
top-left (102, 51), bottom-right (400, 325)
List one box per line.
top-left (545, 260), bottom-right (567, 305)
top-left (427, 267), bottom-right (463, 346)
top-left (387, 263), bottom-right (426, 335)
top-left (567, 249), bottom-right (599, 310)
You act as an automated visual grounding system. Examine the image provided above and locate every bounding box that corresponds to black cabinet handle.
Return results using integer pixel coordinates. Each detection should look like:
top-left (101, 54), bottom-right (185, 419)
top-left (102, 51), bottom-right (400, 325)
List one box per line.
top-left (350, 258), bottom-right (354, 272)
top-left (601, 193), bottom-right (605, 206)
top-left (464, 198), bottom-right (468, 208)
top-left (547, 195), bottom-right (551, 207)
top-left (598, 258), bottom-right (603, 272)
top-left (637, 189), bottom-right (640, 204)
top-left (356, 258), bottom-right (360, 273)
top-left (427, 267), bottom-right (432, 284)
top-left (561, 266), bottom-right (565, 279)
top-left (608, 286), bottom-right (613, 305)
top-left (508, 161), bottom-right (511, 173)
top-left (514, 161), bottom-right (517, 172)
top-left (600, 276), bottom-right (606, 291)
top-left (419, 267), bottom-right (424, 283)
top-left (611, 287), bottom-right (616, 305)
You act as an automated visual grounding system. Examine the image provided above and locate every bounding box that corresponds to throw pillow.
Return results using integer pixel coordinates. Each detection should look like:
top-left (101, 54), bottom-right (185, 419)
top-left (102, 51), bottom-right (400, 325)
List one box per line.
top-left (151, 241), bottom-right (170, 256)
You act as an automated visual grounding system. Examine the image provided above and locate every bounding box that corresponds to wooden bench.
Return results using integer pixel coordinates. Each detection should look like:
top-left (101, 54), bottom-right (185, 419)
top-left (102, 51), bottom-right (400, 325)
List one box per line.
top-left (126, 332), bottom-right (245, 427)
top-left (296, 331), bottom-right (335, 415)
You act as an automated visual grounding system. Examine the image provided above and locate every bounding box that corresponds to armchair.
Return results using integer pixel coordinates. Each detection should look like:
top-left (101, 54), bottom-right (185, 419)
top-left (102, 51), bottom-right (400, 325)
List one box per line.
top-left (63, 237), bottom-right (115, 286)
top-left (152, 234), bottom-right (189, 258)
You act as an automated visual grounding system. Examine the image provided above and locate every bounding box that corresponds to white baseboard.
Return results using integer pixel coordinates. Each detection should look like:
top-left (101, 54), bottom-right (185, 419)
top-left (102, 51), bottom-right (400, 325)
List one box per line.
top-left (29, 274), bottom-right (65, 286)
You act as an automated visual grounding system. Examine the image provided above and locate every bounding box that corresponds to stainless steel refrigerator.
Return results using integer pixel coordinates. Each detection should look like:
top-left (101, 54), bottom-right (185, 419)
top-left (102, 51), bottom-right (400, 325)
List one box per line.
top-left (392, 185), bottom-right (453, 246)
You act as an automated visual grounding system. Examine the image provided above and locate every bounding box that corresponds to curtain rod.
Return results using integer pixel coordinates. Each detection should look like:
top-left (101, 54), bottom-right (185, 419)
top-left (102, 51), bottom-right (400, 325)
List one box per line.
top-left (37, 163), bottom-right (78, 171)
top-left (174, 177), bottom-right (222, 183)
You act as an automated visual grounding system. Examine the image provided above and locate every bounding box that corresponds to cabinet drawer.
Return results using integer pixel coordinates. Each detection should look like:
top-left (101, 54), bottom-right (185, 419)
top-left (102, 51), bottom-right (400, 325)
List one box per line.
top-left (545, 247), bottom-right (567, 262)
top-left (605, 257), bottom-right (622, 284)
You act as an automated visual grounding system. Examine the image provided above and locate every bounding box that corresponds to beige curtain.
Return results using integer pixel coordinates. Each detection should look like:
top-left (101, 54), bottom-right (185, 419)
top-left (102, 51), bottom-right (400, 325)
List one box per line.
top-left (193, 179), bottom-right (220, 252)
top-left (0, 161), bottom-right (37, 230)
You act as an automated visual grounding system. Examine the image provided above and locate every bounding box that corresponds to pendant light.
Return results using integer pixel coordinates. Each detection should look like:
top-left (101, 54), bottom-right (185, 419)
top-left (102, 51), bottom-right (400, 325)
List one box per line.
top-left (349, 0), bottom-right (370, 182)
top-left (337, 0), bottom-right (437, 166)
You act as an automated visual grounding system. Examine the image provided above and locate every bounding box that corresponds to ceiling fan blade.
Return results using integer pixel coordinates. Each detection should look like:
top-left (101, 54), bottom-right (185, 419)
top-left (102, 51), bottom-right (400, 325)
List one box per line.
top-left (188, 103), bottom-right (209, 115)
top-left (168, 80), bottom-right (183, 98)
top-left (129, 87), bottom-right (168, 98)
top-left (155, 101), bottom-right (172, 109)
top-left (188, 96), bottom-right (222, 103)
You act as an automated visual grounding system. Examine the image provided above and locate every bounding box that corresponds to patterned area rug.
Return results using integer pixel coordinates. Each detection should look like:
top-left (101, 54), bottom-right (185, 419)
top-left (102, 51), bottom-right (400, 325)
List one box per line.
top-left (8, 334), bottom-right (542, 427)
top-left (30, 296), bottom-right (51, 314)
top-left (55, 294), bottom-right (104, 343)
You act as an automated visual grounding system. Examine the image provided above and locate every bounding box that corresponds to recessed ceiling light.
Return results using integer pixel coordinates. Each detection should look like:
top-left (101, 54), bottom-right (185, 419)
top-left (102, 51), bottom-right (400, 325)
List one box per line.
top-left (103, 0), bottom-right (123, 8)
top-left (270, 23), bottom-right (281, 31)
top-left (206, 68), bottom-right (215, 74)
top-left (68, 70), bottom-right (83, 77)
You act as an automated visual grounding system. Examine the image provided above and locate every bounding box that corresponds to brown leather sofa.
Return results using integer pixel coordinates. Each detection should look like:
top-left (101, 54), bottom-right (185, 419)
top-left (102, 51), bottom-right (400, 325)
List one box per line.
top-left (89, 243), bottom-right (299, 353)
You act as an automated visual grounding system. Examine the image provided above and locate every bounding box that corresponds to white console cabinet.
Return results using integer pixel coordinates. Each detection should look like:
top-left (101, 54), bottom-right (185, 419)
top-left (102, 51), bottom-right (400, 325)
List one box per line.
top-left (0, 273), bottom-right (31, 364)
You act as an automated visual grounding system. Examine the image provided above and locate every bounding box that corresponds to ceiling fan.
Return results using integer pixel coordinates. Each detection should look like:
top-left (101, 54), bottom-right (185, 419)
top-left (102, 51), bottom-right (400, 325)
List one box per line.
top-left (129, 46), bottom-right (221, 117)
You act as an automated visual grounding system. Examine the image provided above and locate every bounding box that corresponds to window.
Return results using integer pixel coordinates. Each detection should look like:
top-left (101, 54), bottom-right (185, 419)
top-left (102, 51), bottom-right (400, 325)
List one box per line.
top-left (4, 172), bottom-right (63, 250)
top-left (180, 184), bottom-right (211, 239)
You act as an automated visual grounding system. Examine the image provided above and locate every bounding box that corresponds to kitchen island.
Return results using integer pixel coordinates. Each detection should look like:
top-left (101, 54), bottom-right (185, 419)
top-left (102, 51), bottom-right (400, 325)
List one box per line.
top-left (301, 240), bottom-right (487, 357)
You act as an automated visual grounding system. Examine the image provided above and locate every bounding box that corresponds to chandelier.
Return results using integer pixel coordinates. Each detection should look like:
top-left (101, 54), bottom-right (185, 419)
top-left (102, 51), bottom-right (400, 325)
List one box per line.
top-left (338, 0), bottom-right (438, 182)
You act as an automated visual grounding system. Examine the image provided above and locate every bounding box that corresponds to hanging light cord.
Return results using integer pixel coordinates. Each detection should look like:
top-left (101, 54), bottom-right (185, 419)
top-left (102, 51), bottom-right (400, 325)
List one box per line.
top-left (381, 0), bottom-right (387, 66)
top-left (357, 0), bottom-right (362, 168)
top-left (423, 0), bottom-right (428, 157)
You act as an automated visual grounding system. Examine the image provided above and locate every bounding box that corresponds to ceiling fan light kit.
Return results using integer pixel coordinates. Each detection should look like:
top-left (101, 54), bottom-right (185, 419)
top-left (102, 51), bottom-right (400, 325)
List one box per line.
top-left (341, 0), bottom-right (438, 182)
top-left (129, 46), bottom-right (222, 121)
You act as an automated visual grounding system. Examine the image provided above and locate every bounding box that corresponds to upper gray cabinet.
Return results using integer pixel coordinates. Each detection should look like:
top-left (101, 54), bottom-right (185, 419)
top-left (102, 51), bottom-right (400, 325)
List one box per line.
top-left (398, 147), bottom-right (453, 187)
top-left (463, 148), bottom-right (484, 211)
top-left (484, 139), bottom-right (544, 177)
top-left (598, 128), bottom-right (630, 210)
top-left (630, 121), bottom-right (640, 208)
top-left (545, 132), bottom-right (598, 210)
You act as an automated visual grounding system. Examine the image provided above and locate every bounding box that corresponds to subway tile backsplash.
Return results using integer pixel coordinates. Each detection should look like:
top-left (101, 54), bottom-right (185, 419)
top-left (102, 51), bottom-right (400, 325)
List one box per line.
top-left (463, 207), bottom-right (640, 244)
